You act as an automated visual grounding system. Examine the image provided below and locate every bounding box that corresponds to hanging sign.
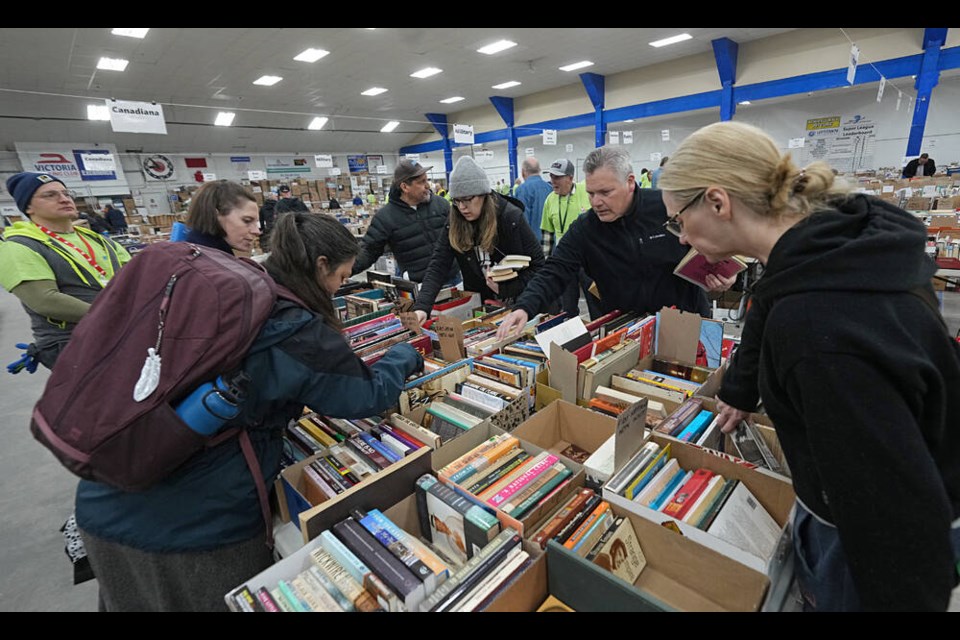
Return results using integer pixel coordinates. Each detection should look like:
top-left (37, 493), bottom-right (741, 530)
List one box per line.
top-left (475, 149), bottom-right (495, 160)
top-left (788, 138), bottom-right (805, 148)
top-left (542, 129), bottom-right (557, 145)
top-left (314, 154), bottom-right (333, 168)
top-left (623, 131), bottom-right (633, 144)
top-left (453, 123), bottom-right (474, 144)
top-left (524, 148), bottom-right (535, 157)
top-left (329, 167), bottom-right (342, 176)
top-left (248, 170), bottom-right (267, 180)
top-left (609, 131), bottom-right (620, 144)
top-left (202, 172), bottom-right (217, 182)
top-left (107, 99), bottom-right (168, 135)
top-left (847, 45), bottom-right (859, 85)
top-left (661, 129), bottom-right (670, 142)
top-left (566, 144), bottom-right (574, 153)
top-left (877, 77), bottom-right (886, 103)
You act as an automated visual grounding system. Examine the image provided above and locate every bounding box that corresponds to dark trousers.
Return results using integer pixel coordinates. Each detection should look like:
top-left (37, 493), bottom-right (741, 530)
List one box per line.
top-left (561, 269), bottom-right (602, 320)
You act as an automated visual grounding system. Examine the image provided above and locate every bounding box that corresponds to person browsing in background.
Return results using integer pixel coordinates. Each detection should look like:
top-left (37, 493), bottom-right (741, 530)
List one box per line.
top-left (650, 155), bottom-right (668, 189)
top-left (0, 172), bottom-right (131, 371)
top-left (184, 180), bottom-right (262, 255)
top-left (658, 120), bottom-right (960, 611)
top-left (514, 156), bottom-right (553, 234)
top-left (328, 196), bottom-right (341, 210)
top-left (512, 177), bottom-right (522, 196)
top-left (352, 193), bottom-right (364, 207)
top-left (102, 204), bottom-right (128, 234)
top-left (76, 210), bottom-right (424, 612)
top-left (274, 184), bottom-right (309, 215)
top-left (496, 146), bottom-right (734, 339)
top-left (902, 152), bottom-right (936, 178)
top-left (412, 156), bottom-right (547, 325)
top-left (351, 159), bottom-right (459, 286)
top-left (639, 168), bottom-right (652, 188)
top-left (541, 158), bottom-right (602, 320)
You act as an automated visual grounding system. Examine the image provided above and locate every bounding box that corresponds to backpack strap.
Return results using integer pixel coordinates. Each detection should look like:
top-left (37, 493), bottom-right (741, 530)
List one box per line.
top-left (208, 427), bottom-right (274, 549)
top-left (909, 285), bottom-right (950, 336)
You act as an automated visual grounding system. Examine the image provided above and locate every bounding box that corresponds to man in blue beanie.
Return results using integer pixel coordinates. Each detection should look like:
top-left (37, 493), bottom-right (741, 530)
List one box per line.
top-left (0, 172), bottom-right (131, 371)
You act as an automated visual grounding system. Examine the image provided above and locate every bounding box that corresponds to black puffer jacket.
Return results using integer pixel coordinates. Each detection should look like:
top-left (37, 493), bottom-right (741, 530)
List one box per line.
top-left (352, 187), bottom-right (456, 283)
top-left (412, 193), bottom-right (544, 312)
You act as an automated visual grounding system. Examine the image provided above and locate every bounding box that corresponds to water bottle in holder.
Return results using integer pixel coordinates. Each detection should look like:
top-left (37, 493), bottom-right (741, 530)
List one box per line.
top-left (175, 371), bottom-right (250, 436)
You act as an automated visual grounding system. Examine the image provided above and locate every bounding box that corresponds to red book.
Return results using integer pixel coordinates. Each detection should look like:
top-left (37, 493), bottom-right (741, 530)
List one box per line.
top-left (585, 310), bottom-right (623, 333)
top-left (673, 248), bottom-right (747, 291)
top-left (572, 327), bottom-right (629, 364)
top-left (661, 468), bottom-right (714, 519)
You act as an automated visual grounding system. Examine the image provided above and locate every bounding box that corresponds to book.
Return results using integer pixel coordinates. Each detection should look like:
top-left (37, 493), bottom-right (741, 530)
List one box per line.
top-left (653, 396), bottom-right (705, 436)
top-left (662, 468), bottom-right (715, 520)
top-left (229, 585), bottom-right (258, 612)
top-left (563, 500), bottom-right (611, 550)
top-left (297, 415), bottom-right (338, 447)
top-left (553, 493), bottom-right (604, 545)
top-left (356, 508), bottom-right (445, 597)
top-left (676, 409), bottom-right (716, 442)
top-left (731, 420), bottom-right (784, 474)
top-left (302, 462), bottom-right (338, 504)
top-left (485, 451), bottom-right (559, 508)
top-left (254, 586), bottom-right (280, 612)
top-left (624, 443), bottom-right (672, 500)
top-left (496, 254), bottom-right (531, 269)
top-left (529, 488), bottom-right (597, 549)
top-left (416, 473), bottom-right (501, 566)
top-left (464, 448), bottom-right (531, 495)
top-left (373, 428), bottom-right (414, 459)
top-left (693, 478), bottom-right (739, 530)
top-left (328, 443), bottom-right (377, 479)
top-left (610, 373), bottom-right (687, 405)
top-left (345, 434), bottom-right (393, 470)
top-left (319, 529), bottom-right (401, 612)
top-left (681, 473), bottom-right (726, 524)
top-left (389, 412), bottom-right (442, 450)
top-left (269, 586), bottom-right (294, 612)
top-left (309, 459), bottom-right (348, 494)
top-left (361, 508), bottom-right (451, 586)
top-left (332, 516), bottom-right (425, 612)
top-left (706, 481), bottom-right (780, 559)
top-left (457, 381), bottom-right (511, 411)
top-left (650, 469), bottom-right (692, 512)
top-left (449, 546), bottom-right (529, 612)
top-left (571, 509), bottom-right (616, 557)
top-left (423, 530), bottom-right (523, 613)
top-left (357, 431), bottom-right (401, 464)
top-left (633, 457), bottom-right (680, 507)
top-left (377, 423), bottom-right (426, 451)
top-left (604, 442), bottom-right (661, 496)
top-left (440, 434), bottom-right (520, 484)
top-left (626, 369), bottom-right (700, 396)
top-left (589, 516), bottom-right (648, 584)
top-left (276, 578), bottom-right (310, 612)
top-left (673, 247), bottom-right (748, 291)
top-left (305, 565), bottom-right (355, 611)
top-left (310, 546), bottom-right (383, 612)
top-left (651, 357), bottom-right (713, 384)
top-left (500, 462), bottom-right (573, 519)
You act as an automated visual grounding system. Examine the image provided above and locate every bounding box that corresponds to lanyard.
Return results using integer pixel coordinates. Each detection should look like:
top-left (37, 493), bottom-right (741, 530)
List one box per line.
top-left (35, 224), bottom-right (109, 281)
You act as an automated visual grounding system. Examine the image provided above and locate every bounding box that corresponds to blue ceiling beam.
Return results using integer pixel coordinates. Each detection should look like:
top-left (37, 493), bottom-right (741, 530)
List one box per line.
top-left (580, 72), bottom-right (605, 147)
top-left (489, 96), bottom-right (517, 185)
top-left (712, 37), bottom-right (739, 121)
top-left (424, 113), bottom-right (453, 179)
top-left (907, 29), bottom-right (947, 156)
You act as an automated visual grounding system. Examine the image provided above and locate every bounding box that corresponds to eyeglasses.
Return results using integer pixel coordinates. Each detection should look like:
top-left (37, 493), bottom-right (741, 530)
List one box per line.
top-left (451, 194), bottom-right (480, 207)
top-left (663, 189), bottom-right (705, 237)
top-left (34, 189), bottom-right (78, 201)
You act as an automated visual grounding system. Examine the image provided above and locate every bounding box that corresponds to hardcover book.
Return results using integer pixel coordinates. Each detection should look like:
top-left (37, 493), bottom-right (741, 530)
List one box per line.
top-left (590, 516), bottom-right (648, 585)
top-left (672, 247), bottom-right (748, 291)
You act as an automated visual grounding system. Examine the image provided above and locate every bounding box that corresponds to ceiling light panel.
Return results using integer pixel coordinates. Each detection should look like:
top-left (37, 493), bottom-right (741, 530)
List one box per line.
top-left (215, 112), bottom-right (235, 126)
top-left (410, 67), bottom-right (442, 79)
top-left (253, 75), bottom-right (282, 86)
top-left (97, 57), bottom-right (129, 71)
top-left (294, 48), bottom-right (330, 62)
top-left (492, 81), bottom-right (521, 90)
top-left (559, 61), bottom-right (593, 72)
top-left (439, 96), bottom-right (464, 104)
top-left (380, 121), bottom-right (400, 132)
top-left (649, 33), bottom-right (692, 48)
top-left (478, 40), bottom-right (517, 55)
top-left (362, 87), bottom-right (388, 96)
top-left (111, 28), bottom-right (149, 39)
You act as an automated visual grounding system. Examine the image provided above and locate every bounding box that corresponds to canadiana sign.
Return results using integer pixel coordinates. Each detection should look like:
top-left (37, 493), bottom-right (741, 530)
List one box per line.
top-left (107, 99), bottom-right (168, 135)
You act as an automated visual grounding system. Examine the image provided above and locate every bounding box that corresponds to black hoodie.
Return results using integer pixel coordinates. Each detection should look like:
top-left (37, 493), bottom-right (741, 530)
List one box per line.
top-left (736, 194), bottom-right (960, 610)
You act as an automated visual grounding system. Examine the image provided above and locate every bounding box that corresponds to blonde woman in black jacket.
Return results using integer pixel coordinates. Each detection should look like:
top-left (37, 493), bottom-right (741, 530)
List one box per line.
top-left (413, 156), bottom-right (545, 324)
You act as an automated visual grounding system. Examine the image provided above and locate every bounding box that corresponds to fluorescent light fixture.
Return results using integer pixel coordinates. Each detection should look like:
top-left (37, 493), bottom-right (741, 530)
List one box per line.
top-left (87, 104), bottom-right (110, 121)
top-left (253, 75), bottom-right (282, 86)
top-left (559, 60), bottom-right (593, 72)
top-left (380, 121), bottom-right (400, 133)
top-left (111, 28), bottom-right (149, 39)
top-left (738, 100), bottom-right (751, 105)
top-left (410, 67), bottom-right (442, 79)
top-left (308, 116), bottom-right (328, 130)
top-left (362, 87), bottom-right (388, 96)
top-left (624, 119), bottom-right (635, 123)
top-left (366, 28), bottom-right (377, 30)
top-left (294, 48), bottom-right (329, 62)
top-left (492, 81), bottom-right (521, 90)
top-left (649, 33), bottom-right (692, 48)
top-left (477, 40), bottom-right (517, 55)
top-left (97, 57), bottom-right (129, 71)
top-left (214, 111), bottom-right (235, 126)
top-left (439, 96), bottom-right (464, 104)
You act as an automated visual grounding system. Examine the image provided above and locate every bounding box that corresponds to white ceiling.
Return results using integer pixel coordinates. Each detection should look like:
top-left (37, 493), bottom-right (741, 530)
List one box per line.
top-left (0, 27), bottom-right (799, 155)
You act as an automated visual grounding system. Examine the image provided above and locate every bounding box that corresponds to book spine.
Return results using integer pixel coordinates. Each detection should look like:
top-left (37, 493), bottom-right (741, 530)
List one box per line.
top-left (288, 424), bottom-right (323, 454)
top-left (379, 422), bottom-right (426, 450)
top-left (438, 434), bottom-right (511, 481)
top-left (319, 529), bottom-right (371, 585)
top-left (332, 517), bottom-right (423, 612)
top-left (418, 529), bottom-right (520, 612)
top-left (307, 565), bottom-right (355, 612)
top-left (328, 445), bottom-right (375, 479)
top-left (653, 397), bottom-right (704, 435)
top-left (624, 444), bottom-right (671, 499)
top-left (676, 410), bottom-right (715, 442)
top-left (447, 437), bottom-right (520, 485)
top-left (346, 435), bottom-right (391, 470)
top-left (605, 442), bottom-right (660, 496)
top-left (230, 585), bottom-right (256, 612)
top-left (553, 494), bottom-right (603, 545)
top-left (652, 470), bottom-right (692, 512)
top-left (449, 546), bottom-right (526, 612)
top-left (363, 509), bottom-right (450, 583)
top-left (374, 428), bottom-right (413, 459)
top-left (429, 532), bottom-right (522, 613)
top-left (269, 586), bottom-right (295, 612)
top-left (572, 510), bottom-right (615, 556)
top-left (298, 417), bottom-right (338, 447)
top-left (358, 512), bottom-right (436, 587)
top-left (663, 469), bottom-right (714, 519)
top-left (358, 431), bottom-right (401, 464)
top-left (531, 488), bottom-right (596, 549)
top-left (486, 452), bottom-right (559, 508)
top-left (297, 571), bottom-right (345, 612)
top-left (254, 586), bottom-right (280, 612)
top-left (584, 515), bottom-right (624, 563)
top-left (277, 579), bottom-right (309, 612)
top-left (504, 466), bottom-right (573, 519)
top-left (322, 453), bottom-right (361, 486)
top-left (310, 546), bottom-right (382, 612)
top-left (563, 501), bottom-right (611, 550)
top-left (475, 454), bottom-right (543, 502)
top-left (465, 450), bottom-right (531, 495)
top-left (306, 414), bottom-right (346, 442)
top-left (389, 413), bottom-right (440, 449)
top-left (302, 463), bottom-right (338, 502)
top-left (310, 459), bottom-right (347, 494)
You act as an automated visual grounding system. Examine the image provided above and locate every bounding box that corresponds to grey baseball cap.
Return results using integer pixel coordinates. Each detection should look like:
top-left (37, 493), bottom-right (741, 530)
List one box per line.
top-left (545, 158), bottom-right (575, 177)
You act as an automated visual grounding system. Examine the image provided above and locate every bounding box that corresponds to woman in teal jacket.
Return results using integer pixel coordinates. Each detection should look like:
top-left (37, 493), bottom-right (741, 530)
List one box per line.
top-left (76, 196), bottom-right (423, 612)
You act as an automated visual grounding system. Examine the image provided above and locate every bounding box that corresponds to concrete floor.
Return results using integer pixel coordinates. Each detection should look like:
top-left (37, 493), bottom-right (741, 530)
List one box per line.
top-left (1, 286), bottom-right (958, 612)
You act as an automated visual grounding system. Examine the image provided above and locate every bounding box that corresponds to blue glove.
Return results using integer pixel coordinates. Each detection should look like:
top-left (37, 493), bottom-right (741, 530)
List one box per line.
top-left (7, 343), bottom-right (39, 374)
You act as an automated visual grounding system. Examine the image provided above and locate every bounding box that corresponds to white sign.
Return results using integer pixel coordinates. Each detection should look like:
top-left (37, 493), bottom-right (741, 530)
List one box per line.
top-left (376, 164), bottom-right (388, 174)
top-left (542, 129), bottom-right (557, 146)
top-left (623, 131), bottom-right (633, 144)
top-left (877, 77), bottom-right (886, 103)
top-left (107, 99), bottom-right (168, 135)
top-left (566, 144), bottom-right (574, 153)
top-left (350, 177), bottom-right (359, 190)
top-left (329, 167), bottom-right (342, 176)
top-left (609, 131), bottom-right (620, 144)
top-left (847, 45), bottom-right (859, 85)
top-left (650, 152), bottom-right (662, 163)
top-left (405, 153), bottom-right (420, 162)
top-left (79, 152), bottom-right (116, 172)
top-left (882, 185), bottom-right (894, 193)
top-left (524, 148), bottom-right (535, 157)
top-left (475, 149), bottom-right (494, 160)
top-left (453, 123), bottom-right (474, 144)
top-left (788, 138), bottom-right (805, 148)
top-left (314, 154), bottom-right (333, 168)
top-left (248, 170), bottom-right (267, 180)
top-left (202, 172), bottom-right (217, 182)
top-left (661, 129), bottom-right (670, 142)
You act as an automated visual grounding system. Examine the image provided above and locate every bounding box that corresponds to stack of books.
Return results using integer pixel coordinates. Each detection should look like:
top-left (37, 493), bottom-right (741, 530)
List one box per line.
top-left (487, 254), bottom-right (531, 283)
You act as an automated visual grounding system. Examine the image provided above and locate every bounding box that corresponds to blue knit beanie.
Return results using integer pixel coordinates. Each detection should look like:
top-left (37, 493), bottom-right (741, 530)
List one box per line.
top-left (5, 172), bottom-right (67, 214)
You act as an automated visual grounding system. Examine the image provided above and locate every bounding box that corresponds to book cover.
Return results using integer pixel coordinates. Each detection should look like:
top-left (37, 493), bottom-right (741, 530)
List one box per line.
top-left (563, 500), bottom-right (612, 550)
top-left (362, 509), bottom-right (451, 586)
top-left (705, 481), bottom-right (780, 560)
top-left (672, 247), bottom-right (748, 291)
top-left (662, 468), bottom-right (715, 520)
top-left (416, 474), bottom-right (501, 566)
top-left (681, 473), bottom-right (725, 524)
top-left (389, 413), bottom-right (442, 450)
top-left (357, 509), bottom-right (441, 596)
top-left (591, 516), bottom-right (648, 585)
top-left (676, 409), bottom-right (716, 442)
top-left (485, 451), bottom-right (559, 508)
top-left (332, 516), bottom-right (425, 612)
top-left (610, 374), bottom-right (687, 405)
top-left (442, 392), bottom-right (498, 419)
top-left (269, 586), bottom-right (295, 612)
top-left (374, 428), bottom-right (414, 459)
top-left (457, 382), bottom-right (510, 411)
top-left (624, 443), bottom-right (672, 500)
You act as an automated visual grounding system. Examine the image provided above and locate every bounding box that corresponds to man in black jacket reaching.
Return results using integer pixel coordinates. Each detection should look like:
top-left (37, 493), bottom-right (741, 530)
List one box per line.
top-left (352, 159), bottom-right (459, 285)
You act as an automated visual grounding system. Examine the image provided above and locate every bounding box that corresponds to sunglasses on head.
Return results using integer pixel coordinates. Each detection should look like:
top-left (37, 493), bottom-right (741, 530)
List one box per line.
top-left (663, 189), bottom-right (706, 237)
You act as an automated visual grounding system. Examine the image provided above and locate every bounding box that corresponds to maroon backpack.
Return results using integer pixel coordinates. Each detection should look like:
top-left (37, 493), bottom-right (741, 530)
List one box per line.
top-left (30, 242), bottom-right (300, 499)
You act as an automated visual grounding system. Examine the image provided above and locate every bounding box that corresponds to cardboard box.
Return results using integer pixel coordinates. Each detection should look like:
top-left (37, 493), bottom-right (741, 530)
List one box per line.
top-left (545, 501), bottom-right (770, 611)
top-left (275, 446), bottom-right (433, 543)
top-left (905, 196), bottom-right (934, 211)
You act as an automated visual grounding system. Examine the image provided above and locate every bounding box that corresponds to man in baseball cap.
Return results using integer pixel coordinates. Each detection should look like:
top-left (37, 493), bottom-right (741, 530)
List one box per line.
top-left (352, 158), bottom-right (459, 286)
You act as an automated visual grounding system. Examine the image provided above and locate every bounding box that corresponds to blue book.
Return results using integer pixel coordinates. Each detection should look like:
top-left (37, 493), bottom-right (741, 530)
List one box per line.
top-left (650, 469), bottom-right (691, 511)
top-left (490, 354), bottom-right (541, 375)
top-left (358, 431), bottom-right (401, 464)
top-left (676, 410), bottom-right (715, 442)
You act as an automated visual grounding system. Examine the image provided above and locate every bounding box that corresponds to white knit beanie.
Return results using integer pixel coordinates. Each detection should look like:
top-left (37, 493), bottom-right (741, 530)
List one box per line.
top-left (448, 156), bottom-right (491, 199)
